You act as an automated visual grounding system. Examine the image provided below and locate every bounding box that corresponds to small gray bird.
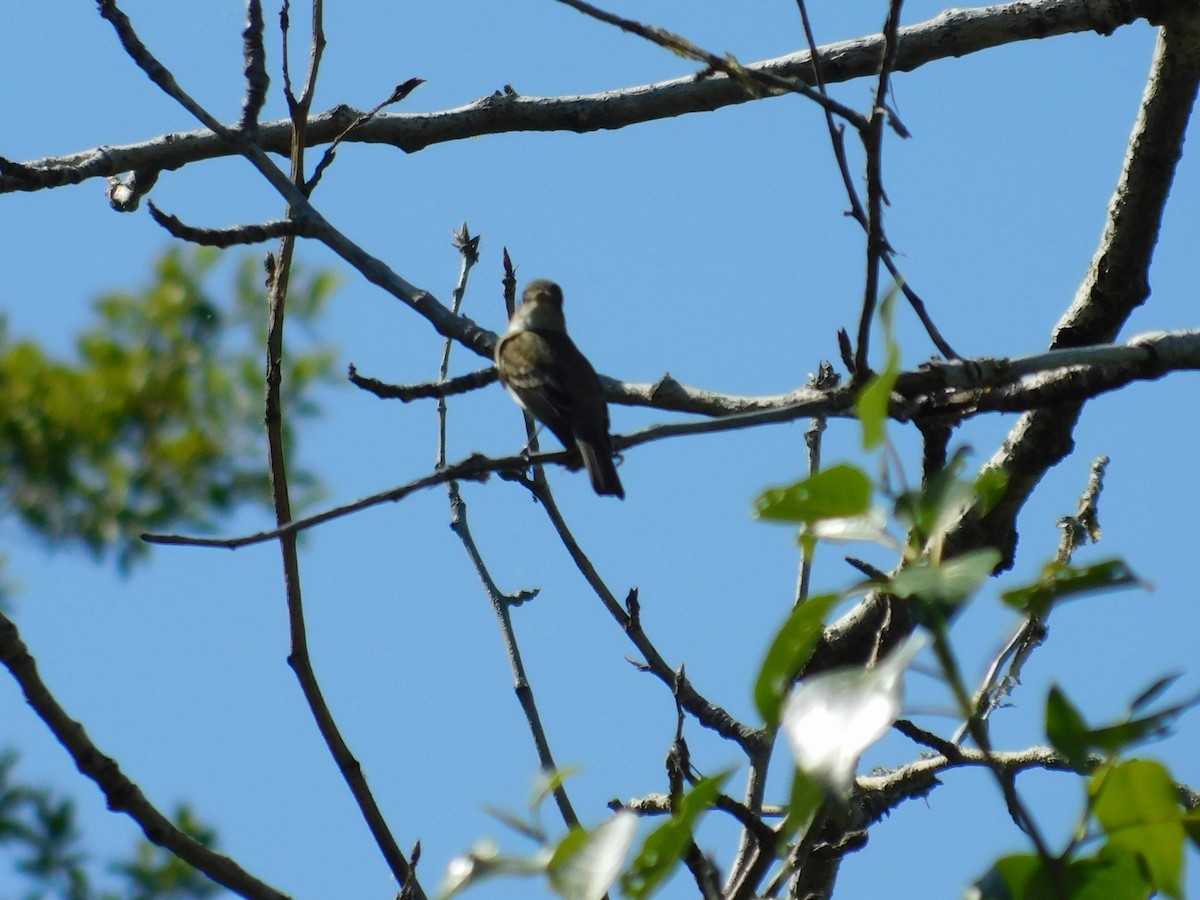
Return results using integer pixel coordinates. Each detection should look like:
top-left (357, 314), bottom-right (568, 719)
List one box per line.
top-left (495, 279), bottom-right (624, 499)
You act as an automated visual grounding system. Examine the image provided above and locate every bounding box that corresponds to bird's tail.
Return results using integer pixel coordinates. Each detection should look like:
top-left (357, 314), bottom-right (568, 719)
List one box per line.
top-left (578, 440), bottom-right (624, 499)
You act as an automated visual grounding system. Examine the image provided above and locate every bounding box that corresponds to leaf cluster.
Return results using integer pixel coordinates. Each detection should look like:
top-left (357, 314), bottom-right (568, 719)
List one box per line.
top-left (0, 749), bottom-right (218, 900)
top-left (0, 247), bottom-right (338, 570)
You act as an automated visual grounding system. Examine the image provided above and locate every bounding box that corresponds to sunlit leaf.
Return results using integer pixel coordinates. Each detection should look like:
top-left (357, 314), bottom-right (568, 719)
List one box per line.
top-left (1092, 760), bottom-right (1185, 898)
top-left (781, 634), bottom-right (925, 800)
top-left (531, 767), bottom-right (581, 811)
top-left (621, 773), bottom-right (730, 899)
top-left (754, 464), bottom-right (872, 525)
top-left (754, 594), bottom-right (841, 728)
top-left (550, 811), bottom-right (638, 900)
top-left (807, 506), bottom-right (896, 548)
top-left (439, 839), bottom-right (550, 899)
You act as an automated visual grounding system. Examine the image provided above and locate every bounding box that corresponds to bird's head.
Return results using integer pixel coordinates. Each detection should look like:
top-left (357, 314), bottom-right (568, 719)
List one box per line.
top-left (510, 279), bottom-right (567, 332)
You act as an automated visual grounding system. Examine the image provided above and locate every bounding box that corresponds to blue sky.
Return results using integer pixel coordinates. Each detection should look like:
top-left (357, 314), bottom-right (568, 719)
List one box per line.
top-left (2, 2), bottom-right (1198, 898)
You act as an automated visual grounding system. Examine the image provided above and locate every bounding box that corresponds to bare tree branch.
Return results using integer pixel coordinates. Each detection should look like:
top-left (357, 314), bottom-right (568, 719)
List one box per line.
top-left (811, 10), bottom-right (1200, 683)
top-left (1, 0), bottom-right (1167, 197)
top-left (0, 610), bottom-right (291, 900)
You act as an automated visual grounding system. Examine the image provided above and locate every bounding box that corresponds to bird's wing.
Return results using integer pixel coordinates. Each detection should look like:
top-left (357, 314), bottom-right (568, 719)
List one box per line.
top-left (499, 330), bottom-right (585, 425)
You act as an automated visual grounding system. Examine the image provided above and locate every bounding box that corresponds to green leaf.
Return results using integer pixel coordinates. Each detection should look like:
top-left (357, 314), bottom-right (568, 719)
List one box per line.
top-left (1046, 680), bottom-right (1198, 770)
top-left (754, 594), bottom-right (841, 728)
top-left (1067, 845), bottom-right (1155, 900)
top-left (857, 284), bottom-right (902, 449)
top-left (856, 355), bottom-right (900, 451)
top-left (1045, 685), bottom-right (1090, 771)
top-left (754, 464), bottom-right (872, 525)
top-left (893, 448), bottom-right (974, 545)
top-left (531, 767), bottom-right (581, 811)
top-left (1130, 674), bottom-right (1181, 713)
top-left (1084, 702), bottom-right (1195, 757)
top-left (888, 548), bottom-right (1001, 614)
top-left (1092, 760), bottom-right (1185, 898)
top-left (779, 770), bottom-right (825, 841)
top-left (974, 467), bottom-right (1010, 516)
top-left (549, 811), bottom-right (639, 900)
top-left (1001, 559), bottom-right (1141, 617)
top-left (971, 853), bottom-right (1043, 900)
top-left (621, 773), bottom-right (731, 899)
top-left (978, 848), bottom-right (1154, 900)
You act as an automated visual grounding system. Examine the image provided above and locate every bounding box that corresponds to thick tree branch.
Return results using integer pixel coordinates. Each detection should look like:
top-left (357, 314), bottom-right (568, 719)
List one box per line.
top-left (946, 7), bottom-right (1200, 569)
top-left (1, 0), bottom-right (1168, 197)
top-left (810, 9), bottom-right (1200, 679)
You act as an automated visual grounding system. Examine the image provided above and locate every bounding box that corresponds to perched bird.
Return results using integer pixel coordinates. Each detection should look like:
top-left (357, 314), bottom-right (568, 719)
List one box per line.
top-left (495, 279), bottom-right (624, 499)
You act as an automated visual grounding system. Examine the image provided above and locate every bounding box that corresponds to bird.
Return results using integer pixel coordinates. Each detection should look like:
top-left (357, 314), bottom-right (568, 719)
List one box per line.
top-left (495, 279), bottom-right (624, 499)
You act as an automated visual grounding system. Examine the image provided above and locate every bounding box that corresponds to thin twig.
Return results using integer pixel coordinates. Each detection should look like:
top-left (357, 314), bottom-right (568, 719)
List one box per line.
top-left (258, 2), bottom-right (424, 893)
top-left (853, 0), bottom-right (905, 379)
top-left (794, 0), bottom-right (958, 361)
top-left (551, 0), bottom-right (868, 128)
top-left (527, 477), bottom-right (764, 753)
top-left (439, 234), bottom-right (581, 829)
top-left (953, 456), bottom-right (1109, 744)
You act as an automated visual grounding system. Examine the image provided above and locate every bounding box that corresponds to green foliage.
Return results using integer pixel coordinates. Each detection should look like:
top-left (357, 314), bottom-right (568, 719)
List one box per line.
top-left (753, 465), bottom-right (872, 526)
top-left (979, 682), bottom-right (1200, 899)
top-left (0, 749), bottom-right (88, 900)
top-left (445, 439), bottom-right (1189, 899)
top-left (0, 750), bottom-right (217, 899)
top-left (753, 594), bottom-right (840, 728)
top-left (1046, 679), bottom-right (1200, 773)
top-left (1093, 760), bottom-right (1188, 898)
top-left (0, 246), bottom-right (338, 570)
top-left (976, 759), bottom-right (1194, 900)
top-left (855, 285), bottom-right (902, 449)
top-left (886, 547), bottom-right (1003, 628)
top-left (1002, 558), bottom-right (1142, 618)
top-left (621, 773), bottom-right (731, 898)
top-left (894, 448), bottom-right (1008, 554)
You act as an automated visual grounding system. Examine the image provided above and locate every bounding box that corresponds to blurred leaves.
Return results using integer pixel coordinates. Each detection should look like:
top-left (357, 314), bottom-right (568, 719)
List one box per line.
top-left (856, 285), bottom-right (902, 450)
top-left (551, 810), bottom-right (638, 900)
top-left (1092, 760), bottom-right (1187, 899)
top-left (754, 464), bottom-right (872, 526)
top-left (781, 634), bottom-right (925, 800)
top-left (0, 246), bottom-right (338, 570)
top-left (1002, 558), bottom-right (1142, 618)
top-left (888, 548), bottom-right (1002, 621)
top-left (0, 749), bottom-right (217, 899)
top-left (621, 773), bottom-right (729, 899)
top-left (1046, 680), bottom-right (1200, 771)
top-left (974, 759), bottom-right (1193, 900)
top-left (754, 594), bottom-right (840, 728)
